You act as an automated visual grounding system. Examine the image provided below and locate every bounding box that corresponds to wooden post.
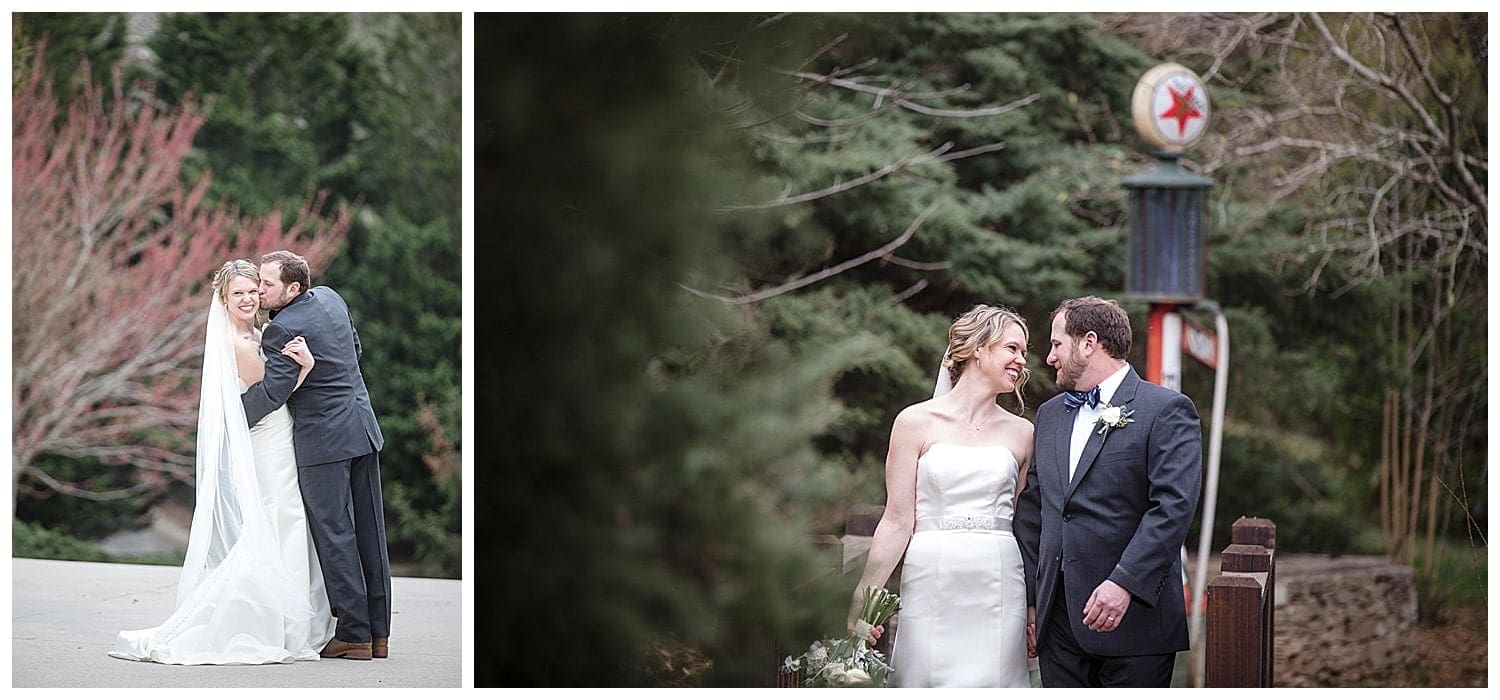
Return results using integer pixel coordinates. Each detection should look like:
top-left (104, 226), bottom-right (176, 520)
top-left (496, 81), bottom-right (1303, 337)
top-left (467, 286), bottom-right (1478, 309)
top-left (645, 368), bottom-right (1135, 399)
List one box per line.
top-left (1206, 575), bottom-right (1265, 685)
top-left (845, 505), bottom-right (884, 537)
top-left (776, 662), bottom-right (803, 688)
top-left (1206, 517), bottom-right (1277, 687)
top-left (1232, 517), bottom-right (1276, 686)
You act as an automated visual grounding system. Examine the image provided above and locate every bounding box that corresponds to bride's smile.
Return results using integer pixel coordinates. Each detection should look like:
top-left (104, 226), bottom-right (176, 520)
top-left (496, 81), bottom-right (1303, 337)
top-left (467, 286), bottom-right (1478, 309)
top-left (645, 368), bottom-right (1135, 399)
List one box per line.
top-left (225, 276), bottom-right (261, 324)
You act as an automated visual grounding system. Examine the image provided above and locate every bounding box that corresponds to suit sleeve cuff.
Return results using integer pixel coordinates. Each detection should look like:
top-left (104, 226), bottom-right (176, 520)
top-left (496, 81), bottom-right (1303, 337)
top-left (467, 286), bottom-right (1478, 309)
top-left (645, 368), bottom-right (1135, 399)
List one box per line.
top-left (1109, 564), bottom-right (1159, 608)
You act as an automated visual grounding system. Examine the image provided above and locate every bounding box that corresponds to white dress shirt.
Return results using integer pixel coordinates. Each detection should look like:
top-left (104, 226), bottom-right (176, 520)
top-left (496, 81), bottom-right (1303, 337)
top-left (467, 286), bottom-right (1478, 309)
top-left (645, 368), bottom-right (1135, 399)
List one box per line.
top-left (1068, 363), bottom-right (1131, 482)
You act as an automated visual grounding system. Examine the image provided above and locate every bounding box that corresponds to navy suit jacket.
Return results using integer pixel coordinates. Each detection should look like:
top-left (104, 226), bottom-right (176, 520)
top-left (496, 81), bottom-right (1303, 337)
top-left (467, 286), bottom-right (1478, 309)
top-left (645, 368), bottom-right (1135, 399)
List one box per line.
top-left (242, 286), bottom-right (384, 466)
top-left (1015, 366), bottom-right (1202, 656)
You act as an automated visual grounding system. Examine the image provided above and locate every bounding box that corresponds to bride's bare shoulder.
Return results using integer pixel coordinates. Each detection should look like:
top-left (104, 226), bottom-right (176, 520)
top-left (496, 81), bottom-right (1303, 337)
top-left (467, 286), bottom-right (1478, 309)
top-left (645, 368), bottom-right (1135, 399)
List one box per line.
top-left (998, 409), bottom-right (1033, 431)
top-left (893, 399), bottom-right (944, 431)
top-left (233, 331), bottom-right (260, 351)
top-left (232, 332), bottom-right (261, 364)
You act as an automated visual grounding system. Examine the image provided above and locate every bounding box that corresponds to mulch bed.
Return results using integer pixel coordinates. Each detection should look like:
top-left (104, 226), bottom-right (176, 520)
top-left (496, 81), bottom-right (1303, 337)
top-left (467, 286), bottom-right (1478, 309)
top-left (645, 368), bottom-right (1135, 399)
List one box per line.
top-left (1369, 605), bottom-right (1487, 687)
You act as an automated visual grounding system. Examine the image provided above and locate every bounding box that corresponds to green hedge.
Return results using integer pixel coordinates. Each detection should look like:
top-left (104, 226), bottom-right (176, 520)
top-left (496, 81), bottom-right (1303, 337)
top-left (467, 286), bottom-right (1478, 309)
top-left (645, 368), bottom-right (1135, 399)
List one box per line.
top-left (12, 520), bottom-right (185, 567)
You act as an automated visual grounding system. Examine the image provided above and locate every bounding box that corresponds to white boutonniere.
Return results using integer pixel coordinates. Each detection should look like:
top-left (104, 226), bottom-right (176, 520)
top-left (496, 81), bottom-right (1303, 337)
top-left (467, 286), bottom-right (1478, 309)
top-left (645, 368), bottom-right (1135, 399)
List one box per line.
top-left (1094, 403), bottom-right (1134, 437)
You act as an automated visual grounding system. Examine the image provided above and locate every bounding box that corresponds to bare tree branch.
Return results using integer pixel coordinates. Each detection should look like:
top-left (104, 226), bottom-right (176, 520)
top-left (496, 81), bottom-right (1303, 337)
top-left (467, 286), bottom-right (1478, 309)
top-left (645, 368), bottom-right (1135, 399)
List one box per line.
top-left (716, 141), bottom-right (1006, 211)
top-left (788, 68), bottom-right (1041, 118)
top-left (683, 201), bottom-right (942, 304)
top-left (880, 254), bottom-right (951, 271)
top-left (791, 102), bottom-right (899, 128)
top-left (890, 279), bottom-right (930, 304)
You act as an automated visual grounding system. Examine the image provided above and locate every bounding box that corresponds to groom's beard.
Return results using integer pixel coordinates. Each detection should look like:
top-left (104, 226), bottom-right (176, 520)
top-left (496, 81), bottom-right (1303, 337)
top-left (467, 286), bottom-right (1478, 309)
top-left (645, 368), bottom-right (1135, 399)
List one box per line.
top-left (1055, 348), bottom-right (1086, 391)
top-left (261, 290), bottom-right (293, 311)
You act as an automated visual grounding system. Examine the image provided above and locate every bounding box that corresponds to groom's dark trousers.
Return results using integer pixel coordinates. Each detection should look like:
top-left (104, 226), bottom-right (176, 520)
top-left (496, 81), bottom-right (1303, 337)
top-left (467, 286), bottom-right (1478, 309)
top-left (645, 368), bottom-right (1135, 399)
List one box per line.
top-left (1038, 572), bottom-right (1175, 687)
top-left (298, 451), bottom-right (392, 643)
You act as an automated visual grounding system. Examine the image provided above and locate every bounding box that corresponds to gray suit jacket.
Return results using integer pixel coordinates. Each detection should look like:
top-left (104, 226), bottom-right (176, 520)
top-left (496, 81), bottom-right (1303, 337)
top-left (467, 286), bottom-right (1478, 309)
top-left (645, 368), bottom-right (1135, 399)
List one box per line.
top-left (1015, 366), bottom-right (1202, 656)
top-left (242, 286), bottom-right (384, 466)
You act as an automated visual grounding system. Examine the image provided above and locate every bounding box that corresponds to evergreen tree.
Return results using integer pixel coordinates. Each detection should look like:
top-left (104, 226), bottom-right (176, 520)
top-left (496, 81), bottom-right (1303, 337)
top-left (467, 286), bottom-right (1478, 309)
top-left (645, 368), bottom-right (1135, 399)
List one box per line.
top-left (148, 13), bottom-right (377, 217)
top-left (476, 14), bottom-right (858, 686)
top-left (325, 211), bottom-right (461, 571)
top-left (12, 13), bottom-right (128, 98)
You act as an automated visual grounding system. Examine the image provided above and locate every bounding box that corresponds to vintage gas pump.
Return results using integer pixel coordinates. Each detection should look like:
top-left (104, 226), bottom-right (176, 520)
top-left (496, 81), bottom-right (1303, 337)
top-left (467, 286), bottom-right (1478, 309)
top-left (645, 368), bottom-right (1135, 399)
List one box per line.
top-left (1127, 63), bottom-right (1229, 687)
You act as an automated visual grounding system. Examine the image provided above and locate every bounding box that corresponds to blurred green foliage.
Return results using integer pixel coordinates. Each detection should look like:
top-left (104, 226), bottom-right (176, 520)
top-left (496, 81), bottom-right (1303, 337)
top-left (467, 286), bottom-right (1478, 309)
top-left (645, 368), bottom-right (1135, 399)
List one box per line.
top-left (14, 455), bottom-right (155, 542)
top-left (477, 14), bottom-right (861, 686)
top-left (14, 454), bottom-right (151, 540)
top-left (1413, 542), bottom-right (1489, 622)
top-left (11, 12), bottom-right (126, 97)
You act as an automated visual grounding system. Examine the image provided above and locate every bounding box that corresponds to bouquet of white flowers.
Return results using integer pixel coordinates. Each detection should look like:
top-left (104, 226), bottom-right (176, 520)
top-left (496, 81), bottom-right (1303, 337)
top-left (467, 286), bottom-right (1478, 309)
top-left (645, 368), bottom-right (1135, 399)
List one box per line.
top-left (780, 586), bottom-right (901, 687)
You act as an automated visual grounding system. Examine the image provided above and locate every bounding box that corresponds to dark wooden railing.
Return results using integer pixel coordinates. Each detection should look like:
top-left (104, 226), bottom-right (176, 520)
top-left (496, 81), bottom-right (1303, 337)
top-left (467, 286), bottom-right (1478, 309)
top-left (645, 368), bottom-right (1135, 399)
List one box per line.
top-left (1206, 516), bottom-right (1277, 687)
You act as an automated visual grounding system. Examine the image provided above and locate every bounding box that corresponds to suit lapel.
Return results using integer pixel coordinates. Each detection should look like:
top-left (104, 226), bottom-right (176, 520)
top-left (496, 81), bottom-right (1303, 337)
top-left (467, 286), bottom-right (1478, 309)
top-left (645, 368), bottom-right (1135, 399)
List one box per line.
top-left (1064, 367), bottom-right (1142, 503)
top-left (1047, 402), bottom-right (1072, 498)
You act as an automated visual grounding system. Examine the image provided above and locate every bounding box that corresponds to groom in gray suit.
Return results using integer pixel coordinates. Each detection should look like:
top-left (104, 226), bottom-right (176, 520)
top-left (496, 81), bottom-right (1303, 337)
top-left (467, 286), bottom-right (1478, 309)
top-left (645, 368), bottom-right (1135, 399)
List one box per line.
top-left (1015, 296), bottom-right (1201, 687)
top-left (243, 250), bottom-right (391, 661)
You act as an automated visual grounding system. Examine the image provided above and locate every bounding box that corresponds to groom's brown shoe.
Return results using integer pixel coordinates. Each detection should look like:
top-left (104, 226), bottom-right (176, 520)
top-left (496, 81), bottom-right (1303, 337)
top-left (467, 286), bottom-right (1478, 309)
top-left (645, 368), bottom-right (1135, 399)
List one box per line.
top-left (321, 639), bottom-right (373, 660)
top-left (373, 637), bottom-right (389, 659)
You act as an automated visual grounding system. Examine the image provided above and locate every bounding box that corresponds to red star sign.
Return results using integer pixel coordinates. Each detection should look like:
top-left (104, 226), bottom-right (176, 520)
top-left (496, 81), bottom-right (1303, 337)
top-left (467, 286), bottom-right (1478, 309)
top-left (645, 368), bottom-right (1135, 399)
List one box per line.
top-left (1159, 84), bottom-right (1203, 137)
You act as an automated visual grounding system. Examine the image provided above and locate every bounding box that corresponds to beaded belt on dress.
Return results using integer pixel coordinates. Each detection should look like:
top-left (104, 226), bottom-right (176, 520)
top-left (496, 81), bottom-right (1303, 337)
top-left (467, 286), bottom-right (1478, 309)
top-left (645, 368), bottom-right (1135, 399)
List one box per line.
top-left (914, 515), bottom-right (1012, 533)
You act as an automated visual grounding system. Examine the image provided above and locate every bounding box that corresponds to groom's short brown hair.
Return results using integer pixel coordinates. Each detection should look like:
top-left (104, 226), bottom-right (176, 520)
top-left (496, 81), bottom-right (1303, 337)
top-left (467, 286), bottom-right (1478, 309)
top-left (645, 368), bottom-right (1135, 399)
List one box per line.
top-left (262, 250), bottom-right (311, 292)
top-left (1053, 296), bottom-right (1131, 360)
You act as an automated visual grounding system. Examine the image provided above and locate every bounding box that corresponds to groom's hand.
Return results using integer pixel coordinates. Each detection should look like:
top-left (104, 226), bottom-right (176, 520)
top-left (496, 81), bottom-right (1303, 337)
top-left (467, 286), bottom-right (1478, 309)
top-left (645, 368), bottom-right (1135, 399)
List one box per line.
top-left (1082, 580), bottom-right (1130, 632)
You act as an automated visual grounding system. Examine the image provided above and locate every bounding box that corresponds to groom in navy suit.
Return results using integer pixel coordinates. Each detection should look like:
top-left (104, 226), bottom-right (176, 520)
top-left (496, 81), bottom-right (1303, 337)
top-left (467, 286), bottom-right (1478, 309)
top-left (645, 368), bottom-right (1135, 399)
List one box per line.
top-left (1015, 296), bottom-right (1202, 687)
top-left (242, 250), bottom-right (391, 661)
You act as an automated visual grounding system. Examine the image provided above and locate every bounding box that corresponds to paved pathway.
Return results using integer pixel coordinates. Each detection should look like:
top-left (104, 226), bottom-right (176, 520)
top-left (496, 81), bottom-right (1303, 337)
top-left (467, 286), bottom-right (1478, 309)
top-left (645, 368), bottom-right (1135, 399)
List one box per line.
top-left (12, 557), bottom-right (462, 687)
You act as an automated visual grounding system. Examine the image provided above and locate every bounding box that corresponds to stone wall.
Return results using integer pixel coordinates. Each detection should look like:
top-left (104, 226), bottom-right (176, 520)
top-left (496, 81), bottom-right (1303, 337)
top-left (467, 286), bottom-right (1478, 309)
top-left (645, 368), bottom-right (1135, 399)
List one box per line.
top-left (1272, 555), bottom-right (1417, 687)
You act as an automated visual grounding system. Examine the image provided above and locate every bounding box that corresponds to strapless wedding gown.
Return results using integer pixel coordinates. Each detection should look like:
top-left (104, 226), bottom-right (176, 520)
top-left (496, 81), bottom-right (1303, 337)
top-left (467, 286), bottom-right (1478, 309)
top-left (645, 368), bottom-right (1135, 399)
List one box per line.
top-left (110, 389), bottom-right (335, 664)
top-left (892, 442), bottom-right (1029, 687)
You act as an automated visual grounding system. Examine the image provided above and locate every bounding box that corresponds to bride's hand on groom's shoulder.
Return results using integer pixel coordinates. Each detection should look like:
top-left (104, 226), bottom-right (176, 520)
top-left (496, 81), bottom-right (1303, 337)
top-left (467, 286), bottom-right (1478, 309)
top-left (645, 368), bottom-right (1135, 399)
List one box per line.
top-left (281, 336), bottom-right (314, 369)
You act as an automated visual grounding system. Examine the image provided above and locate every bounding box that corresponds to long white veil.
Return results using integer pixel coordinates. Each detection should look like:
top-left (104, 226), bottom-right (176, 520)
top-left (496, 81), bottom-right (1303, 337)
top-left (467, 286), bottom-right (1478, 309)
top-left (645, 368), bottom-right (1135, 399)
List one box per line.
top-left (174, 296), bottom-right (289, 606)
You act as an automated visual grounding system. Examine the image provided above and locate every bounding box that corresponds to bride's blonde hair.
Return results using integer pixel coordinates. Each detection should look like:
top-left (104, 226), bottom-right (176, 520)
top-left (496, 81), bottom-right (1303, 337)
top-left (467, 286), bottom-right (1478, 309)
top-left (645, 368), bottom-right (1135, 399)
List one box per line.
top-left (212, 260), bottom-right (260, 302)
top-left (942, 304), bottom-right (1032, 411)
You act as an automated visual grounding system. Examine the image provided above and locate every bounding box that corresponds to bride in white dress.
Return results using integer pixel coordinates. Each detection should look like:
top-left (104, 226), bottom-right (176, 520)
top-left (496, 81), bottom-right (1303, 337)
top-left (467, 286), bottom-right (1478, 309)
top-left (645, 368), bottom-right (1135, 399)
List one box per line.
top-left (848, 304), bottom-right (1034, 687)
top-left (111, 260), bottom-right (336, 664)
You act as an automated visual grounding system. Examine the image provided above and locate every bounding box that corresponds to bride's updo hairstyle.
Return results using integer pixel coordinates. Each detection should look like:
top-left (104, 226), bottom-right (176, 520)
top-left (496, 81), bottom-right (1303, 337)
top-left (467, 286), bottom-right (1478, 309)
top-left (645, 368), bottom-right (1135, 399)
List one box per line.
top-left (212, 259), bottom-right (260, 303)
top-left (942, 304), bottom-right (1031, 411)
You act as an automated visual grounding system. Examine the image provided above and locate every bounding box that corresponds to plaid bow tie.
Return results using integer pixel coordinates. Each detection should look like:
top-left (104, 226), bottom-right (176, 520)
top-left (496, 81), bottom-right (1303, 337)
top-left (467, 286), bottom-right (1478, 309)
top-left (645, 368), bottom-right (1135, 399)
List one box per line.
top-left (1063, 386), bottom-right (1101, 411)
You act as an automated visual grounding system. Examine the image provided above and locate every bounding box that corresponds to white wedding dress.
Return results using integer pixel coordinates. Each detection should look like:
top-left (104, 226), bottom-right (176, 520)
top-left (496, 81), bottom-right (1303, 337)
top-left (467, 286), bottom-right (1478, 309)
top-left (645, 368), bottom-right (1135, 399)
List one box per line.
top-left (892, 442), bottom-right (1029, 687)
top-left (110, 298), bottom-right (335, 664)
